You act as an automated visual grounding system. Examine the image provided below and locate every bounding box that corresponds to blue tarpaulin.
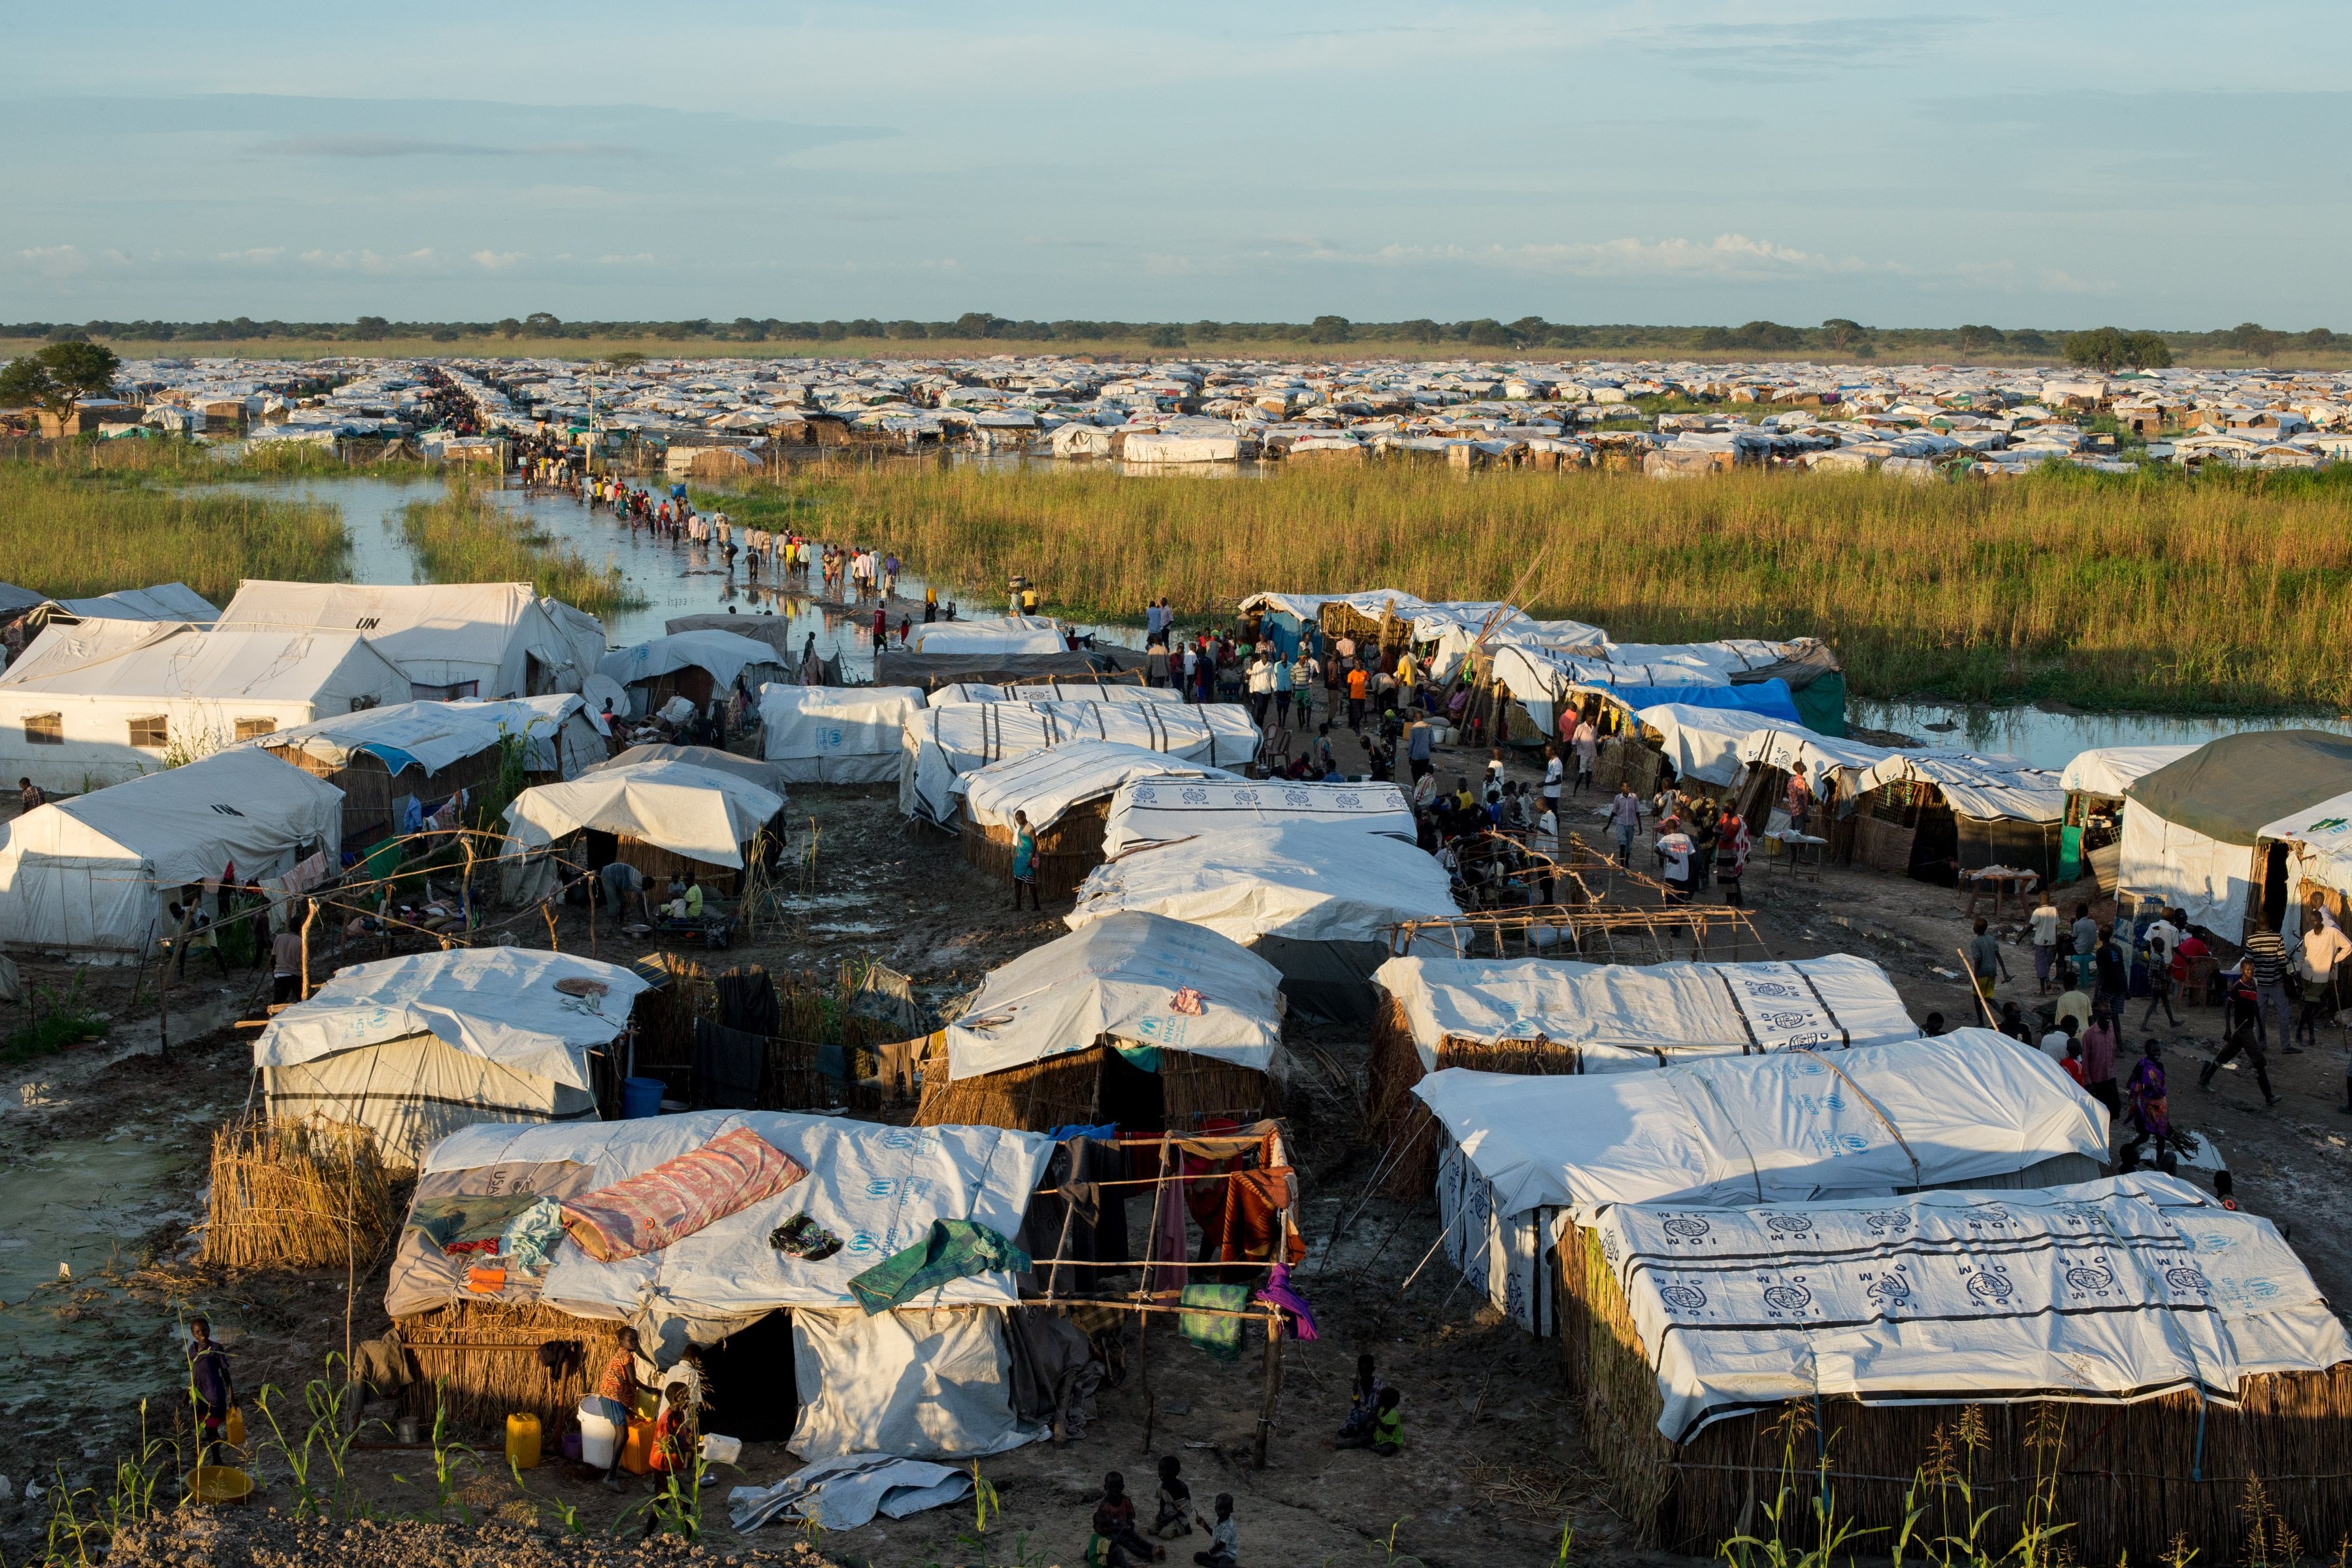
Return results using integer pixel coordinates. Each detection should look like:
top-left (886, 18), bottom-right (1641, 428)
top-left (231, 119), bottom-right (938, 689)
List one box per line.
top-left (1601, 678), bottom-right (1801, 724)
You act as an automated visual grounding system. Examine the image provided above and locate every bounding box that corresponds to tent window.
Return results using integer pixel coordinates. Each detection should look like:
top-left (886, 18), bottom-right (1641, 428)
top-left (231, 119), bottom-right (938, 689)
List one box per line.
top-left (233, 717), bottom-right (276, 741)
top-left (350, 695), bottom-right (379, 712)
top-left (127, 715), bottom-right (168, 750)
top-left (409, 681), bottom-right (479, 702)
top-left (23, 713), bottom-right (63, 745)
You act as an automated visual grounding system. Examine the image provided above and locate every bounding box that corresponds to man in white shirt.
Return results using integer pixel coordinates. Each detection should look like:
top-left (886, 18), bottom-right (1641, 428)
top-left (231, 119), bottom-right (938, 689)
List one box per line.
top-left (2296, 911), bottom-right (2351, 1056)
top-left (2029, 898), bottom-right (2061, 994)
top-left (1541, 744), bottom-right (1563, 817)
top-left (1573, 717), bottom-right (1598, 794)
top-left (1656, 819), bottom-right (1693, 903)
top-left (2038, 1015), bottom-right (2077, 1066)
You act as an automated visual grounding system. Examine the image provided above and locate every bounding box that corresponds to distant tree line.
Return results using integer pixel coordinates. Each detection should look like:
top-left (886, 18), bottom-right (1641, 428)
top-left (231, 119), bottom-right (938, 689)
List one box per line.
top-left (4, 313), bottom-right (2344, 361)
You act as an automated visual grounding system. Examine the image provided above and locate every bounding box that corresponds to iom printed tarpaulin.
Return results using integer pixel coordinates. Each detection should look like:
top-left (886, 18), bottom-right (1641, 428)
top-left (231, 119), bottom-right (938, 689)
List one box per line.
top-left (759, 685), bottom-right (924, 785)
top-left (1375, 953), bottom-right (1914, 1074)
top-left (943, 911), bottom-right (1285, 1079)
top-left (1419, 1030), bottom-right (2107, 1331)
top-left (1100, 777), bottom-right (1414, 858)
top-left (1593, 1175), bottom-right (2352, 1441)
top-left (2121, 730), bottom-right (2352, 936)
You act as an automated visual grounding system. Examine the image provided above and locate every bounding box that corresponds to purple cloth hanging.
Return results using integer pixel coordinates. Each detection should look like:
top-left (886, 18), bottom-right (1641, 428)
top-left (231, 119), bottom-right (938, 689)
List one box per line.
top-left (1252, 1262), bottom-right (1319, 1341)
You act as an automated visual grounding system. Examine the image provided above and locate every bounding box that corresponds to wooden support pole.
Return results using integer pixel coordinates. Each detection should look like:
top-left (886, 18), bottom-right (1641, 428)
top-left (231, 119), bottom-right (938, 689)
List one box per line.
top-left (1254, 1314), bottom-right (1284, 1469)
top-left (299, 898), bottom-right (318, 1001)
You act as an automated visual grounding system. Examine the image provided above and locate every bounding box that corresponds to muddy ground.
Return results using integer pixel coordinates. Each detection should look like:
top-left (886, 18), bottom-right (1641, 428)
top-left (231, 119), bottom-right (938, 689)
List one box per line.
top-left (0, 712), bottom-right (2340, 1567)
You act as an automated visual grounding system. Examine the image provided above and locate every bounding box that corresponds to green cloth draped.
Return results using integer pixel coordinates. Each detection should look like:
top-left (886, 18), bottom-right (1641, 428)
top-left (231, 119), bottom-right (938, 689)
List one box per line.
top-left (846, 1220), bottom-right (1031, 1315)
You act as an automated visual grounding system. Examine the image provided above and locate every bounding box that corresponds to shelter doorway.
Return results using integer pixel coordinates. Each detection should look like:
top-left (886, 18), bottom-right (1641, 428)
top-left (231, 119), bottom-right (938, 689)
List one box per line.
top-left (583, 829), bottom-right (619, 872)
top-left (2263, 841), bottom-right (2291, 934)
top-left (698, 1310), bottom-right (798, 1445)
top-left (1098, 1049), bottom-right (1166, 1135)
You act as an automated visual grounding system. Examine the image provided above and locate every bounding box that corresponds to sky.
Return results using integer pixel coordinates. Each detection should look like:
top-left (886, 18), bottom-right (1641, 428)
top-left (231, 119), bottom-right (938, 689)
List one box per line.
top-left (5, 2), bottom-right (2349, 331)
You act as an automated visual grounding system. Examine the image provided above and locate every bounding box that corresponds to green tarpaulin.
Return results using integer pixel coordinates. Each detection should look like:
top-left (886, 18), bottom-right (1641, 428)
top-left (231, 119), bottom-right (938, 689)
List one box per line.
top-left (2125, 730), bottom-right (2352, 846)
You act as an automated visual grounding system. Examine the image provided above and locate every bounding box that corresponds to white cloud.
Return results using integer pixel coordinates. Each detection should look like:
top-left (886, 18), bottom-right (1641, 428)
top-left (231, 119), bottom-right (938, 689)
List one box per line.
top-left (298, 247), bottom-right (442, 274)
top-left (218, 246), bottom-right (286, 265)
top-left (15, 244), bottom-right (91, 277)
top-left (470, 249), bottom-right (527, 269)
top-left (1364, 233), bottom-right (1884, 278)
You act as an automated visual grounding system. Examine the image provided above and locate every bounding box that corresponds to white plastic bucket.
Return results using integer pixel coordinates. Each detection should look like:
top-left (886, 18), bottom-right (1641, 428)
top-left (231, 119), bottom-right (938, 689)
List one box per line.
top-left (701, 1433), bottom-right (742, 1466)
top-left (577, 1405), bottom-right (619, 1469)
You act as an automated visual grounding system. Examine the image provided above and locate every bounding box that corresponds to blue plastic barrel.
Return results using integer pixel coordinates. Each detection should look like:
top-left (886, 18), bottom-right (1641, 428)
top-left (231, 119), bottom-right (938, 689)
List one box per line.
top-left (621, 1077), bottom-right (665, 1119)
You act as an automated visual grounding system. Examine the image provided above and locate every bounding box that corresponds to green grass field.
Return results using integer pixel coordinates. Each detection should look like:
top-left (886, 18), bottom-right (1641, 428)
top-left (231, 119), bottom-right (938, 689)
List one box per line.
top-left (715, 461), bottom-right (2352, 715)
top-left (399, 482), bottom-right (642, 616)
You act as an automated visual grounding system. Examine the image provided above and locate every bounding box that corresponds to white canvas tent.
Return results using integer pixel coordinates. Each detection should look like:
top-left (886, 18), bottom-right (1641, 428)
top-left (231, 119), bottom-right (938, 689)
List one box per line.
top-left (387, 1111), bottom-right (1056, 1459)
top-left (0, 621), bottom-right (414, 792)
top-left (2119, 730), bottom-right (2352, 938)
top-left (1597, 1175), bottom-right (2351, 1442)
top-left (758, 685), bottom-right (925, 785)
top-left (218, 581), bottom-right (607, 701)
top-left (1069, 820), bottom-right (1459, 1019)
top-left (582, 744), bottom-right (791, 800)
top-left (254, 947), bottom-right (647, 1166)
top-left (1100, 778), bottom-right (1414, 858)
top-left (956, 741), bottom-right (1238, 833)
top-left (0, 749), bottom-right (342, 958)
top-left (2060, 744), bottom-right (2200, 802)
top-left (1418, 1030), bottom-right (2110, 1330)
top-left (50, 583), bottom-right (220, 625)
top-left (901, 701), bottom-right (1261, 824)
top-left (907, 617), bottom-right (1066, 656)
top-left (252, 695), bottom-right (603, 783)
top-left (596, 631), bottom-right (787, 717)
top-left (1375, 952), bottom-right (1917, 1074)
top-left (502, 759), bottom-right (783, 872)
top-left (943, 912), bottom-right (1285, 1080)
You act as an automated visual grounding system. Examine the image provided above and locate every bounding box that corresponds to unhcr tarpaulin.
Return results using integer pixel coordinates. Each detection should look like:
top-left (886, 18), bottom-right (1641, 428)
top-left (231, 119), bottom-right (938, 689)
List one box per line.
top-left (944, 911), bottom-right (1285, 1079)
top-left (391, 1112), bottom-right (1056, 1458)
top-left (1375, 953), bottom-right (1915, 1073)
top-left (1100, 778), bottom-right (1414, 858)
top-left (902, 701), bottom-right (1261, 823)
top-left (956, 740), bottom-right (1237, 832)
top-left (907, 617), bottom-right (1066, 656)
top-left (1637, 704), bottom-right (1788, 787)
top-left (2121, 731), bottom-right (2352, 934)
top-left (0, 749), bottom-right (342, 958)
top-left (254, 947), bottom-right (645, 1164)
top-left (1596, 1175), bottom-right (2352, 1441)
top-left (1068, 820), bottom-right (1459, 944)
top-left (759, 685), bottom-right (924, 785)
top-left (583, 743), bottom-right (791, 799)
top-left (502, 759), bottom-right (782, 868)
top-left (1417, 1030), bottom-right (2108, 1330)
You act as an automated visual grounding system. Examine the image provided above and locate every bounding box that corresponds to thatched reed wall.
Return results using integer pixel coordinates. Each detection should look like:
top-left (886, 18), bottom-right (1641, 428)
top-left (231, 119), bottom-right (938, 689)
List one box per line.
top-left (202, 1117), bottom-right (402, 1272)
top-left (1553, 1225), bottom-right (2352, 1561)
top-left (957, 798), bottom-right (1111, 900)
top-left (912, 1041), bottom-right (1271, 1133)
top-left (395, 1299), bottom-right (630, 1433)
top-left (1366, 994), bottom-right (1578, 1196)
top-left (1320, 599), bottom-right (1413, 655)
top-left (267, 743), bottom-right (503, 852)
top-left (630, 954), bottom-right (879, 1111)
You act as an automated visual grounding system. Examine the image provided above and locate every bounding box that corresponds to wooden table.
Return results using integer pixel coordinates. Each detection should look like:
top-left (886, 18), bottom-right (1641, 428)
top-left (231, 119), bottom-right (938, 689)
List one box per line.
top-left (1771, 831), bottom-right (1825, 882)
top-left (1960, 868), bottom-right (2040, 920)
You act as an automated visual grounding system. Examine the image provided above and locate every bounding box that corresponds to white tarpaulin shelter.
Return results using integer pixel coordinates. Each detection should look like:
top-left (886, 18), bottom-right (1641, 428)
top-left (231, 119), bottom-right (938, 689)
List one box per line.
top-left (1120, 431), bottom-right (1242, 463)
top-left (53, 582), bottom-right (220, 624)
top-left (1100, 778), bottom-right (1414, 858)
top-left (253, 947), bottom-right (646, 1165)
top-left (956, 741), bottom-right (1238, 832)
top-left (1418, 1030), bottom-right (2109, 1330)
top-left (0, 749), bottom-right (341, 958)
top-left (0, 621), bottom-right (415, 792)
top-left (944, 911), bottom-right (1285, 1080)
top-left (2259, 788), bottom-right (2352, 905)
top-left (502, 759), bottom-right (783, 868)
top-left (1734, 726), bottom-right (1902, 796)
top-left (1597, 1175), bottom-right (2352, 1441)
top-left (1070, 820), bottom-right (1458, 943)
top-left (389, 1112), bottom-right (1056, 1458)
top-left (926, 683), bottom-right (1183, 708)
top-left (249, 695), bottom-right (602, 783)
top-left (583, 744), bottom-right (789, 799)
top-left (218, 581), bottom-right (607, 701)
top-left (1636, 704), bottom-right (1780, 788)
top-left (2061, 744), bottom-right (2200, 800)
top-left (1852, 752), bottom-right (2063, 823)
top-left (1376, 953), bottom-right (1915, 1073)
top-left (597, 630), bottom-right (785, 700)
top-left (907, 617), bottom-right (1065, 656)
top-left (2121, 731), bottom-right (2352, 937)
top-left (759, 685), bottom-right (924, 785)
top-left (901, 702), bottom-right (1261, 823)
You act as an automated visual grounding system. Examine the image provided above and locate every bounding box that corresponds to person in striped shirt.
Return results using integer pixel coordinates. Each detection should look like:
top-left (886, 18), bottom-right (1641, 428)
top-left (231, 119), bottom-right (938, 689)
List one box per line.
top-left (2244, 921), bottom-right (2298, 1055)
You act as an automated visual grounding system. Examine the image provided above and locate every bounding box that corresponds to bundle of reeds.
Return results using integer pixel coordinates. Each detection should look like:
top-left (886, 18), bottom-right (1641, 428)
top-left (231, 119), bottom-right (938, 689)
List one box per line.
top-left (202, 1117), bottom-right (401, 1271)
top-left (1552, 1219), bottom-right (2352, 1560)
top-left (395, 1299), bottom-right (629, 1431)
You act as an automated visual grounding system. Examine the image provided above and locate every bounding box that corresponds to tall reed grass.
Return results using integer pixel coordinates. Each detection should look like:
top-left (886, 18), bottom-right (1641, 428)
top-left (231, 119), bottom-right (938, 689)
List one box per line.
top-left (400, 481), bottom-right (642, 615)
top-left (0, 460), bottom-right (349, 604)
top-left (733, 462), bottom-right (2352, 713)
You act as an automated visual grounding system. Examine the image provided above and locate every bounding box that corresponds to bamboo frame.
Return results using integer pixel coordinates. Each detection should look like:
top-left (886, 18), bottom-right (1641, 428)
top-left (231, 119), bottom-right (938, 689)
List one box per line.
top-left (1386, 902), bottom-right (1769, 963)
